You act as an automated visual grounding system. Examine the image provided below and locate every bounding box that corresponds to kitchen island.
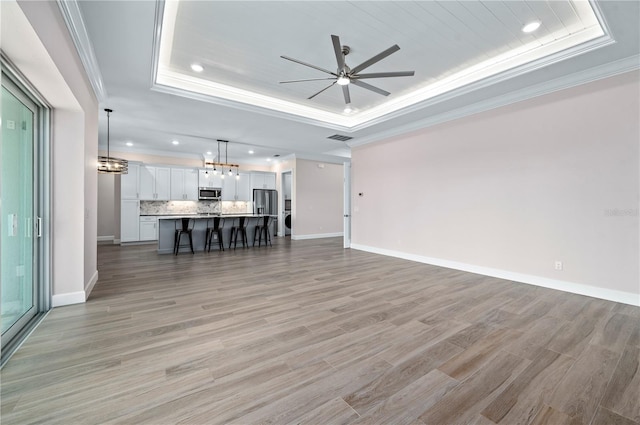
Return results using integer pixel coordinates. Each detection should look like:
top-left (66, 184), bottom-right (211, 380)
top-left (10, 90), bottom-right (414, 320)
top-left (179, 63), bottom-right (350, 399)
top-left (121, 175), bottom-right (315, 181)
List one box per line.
top-left (157, 214), bottom-right (276, 254)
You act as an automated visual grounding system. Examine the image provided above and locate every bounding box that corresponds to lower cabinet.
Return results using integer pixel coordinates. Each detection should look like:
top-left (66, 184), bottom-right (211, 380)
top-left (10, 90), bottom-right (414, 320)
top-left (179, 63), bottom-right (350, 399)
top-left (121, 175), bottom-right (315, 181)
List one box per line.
top-left (139, 216), bottom-right (158, 241)
top-left (121, 200), bottom-right (140, 242)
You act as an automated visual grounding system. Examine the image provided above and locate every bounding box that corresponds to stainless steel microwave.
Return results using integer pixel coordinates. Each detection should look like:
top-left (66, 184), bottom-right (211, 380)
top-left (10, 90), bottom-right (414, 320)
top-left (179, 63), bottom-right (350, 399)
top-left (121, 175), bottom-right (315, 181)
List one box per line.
top-left (199, 187), bottom-right (222, 200)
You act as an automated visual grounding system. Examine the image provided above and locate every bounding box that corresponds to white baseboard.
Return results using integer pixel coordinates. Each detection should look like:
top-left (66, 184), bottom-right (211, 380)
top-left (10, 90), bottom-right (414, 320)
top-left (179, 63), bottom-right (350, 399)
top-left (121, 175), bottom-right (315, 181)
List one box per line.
top-left (97, 235), bottom-right (114, 242)
top-left (114, 238), bottom-right (121, 244)
top-left (350, 244), bottom-right (640, 307)
top-left (85, 270), bottom-right (99, 299)
top-left (52, 291), bottom-right (86, 307)
top-left (292, 232), bottom-right (343, 240)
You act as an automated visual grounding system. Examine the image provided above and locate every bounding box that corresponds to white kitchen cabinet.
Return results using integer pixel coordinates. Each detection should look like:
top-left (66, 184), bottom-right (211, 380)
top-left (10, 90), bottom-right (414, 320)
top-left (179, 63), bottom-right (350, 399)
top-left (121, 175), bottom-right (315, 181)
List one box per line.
top-left (184, 169), bottom-right (199, 200)
top-left (221, 173), bottom-right (250, 201)
top-left (236, 173), bottom-right (251, 200)
top-left (120, 163), bottom-right (140, 199)
top-left (120, 199), bottom-right (140, 242)
top-left (198, 169), bottom-right (222, 188)
top-left (264, 173), bottom-right (276, 189)
top-left (221, 175), bottom-right (236, 201)
top-left (171, 168), bottom-right (199, 200)
top-left (140, 166), bottom-right (171, 200)
top-left (250, 172), bottom-right (276, 190)
top-left (139, 216), bottom-right (158, 241)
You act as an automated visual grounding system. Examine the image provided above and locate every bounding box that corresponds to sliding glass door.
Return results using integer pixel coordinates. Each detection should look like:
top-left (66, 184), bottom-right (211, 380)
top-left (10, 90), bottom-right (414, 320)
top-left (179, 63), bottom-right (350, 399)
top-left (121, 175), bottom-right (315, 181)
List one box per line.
top-left (1, 70), bottom-right (48, 365)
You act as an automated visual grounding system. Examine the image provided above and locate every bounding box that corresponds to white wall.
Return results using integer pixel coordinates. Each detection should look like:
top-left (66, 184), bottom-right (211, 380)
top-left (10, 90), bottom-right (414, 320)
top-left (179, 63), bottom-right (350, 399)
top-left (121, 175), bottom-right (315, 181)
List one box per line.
top-left (4, 1), bottom-right (100, 305)
top-left (294, 159), bottom-right (343, 238)
top-left (352, 70), bottom-right (640, 305)
top-left (97, 174), bottom-right (116, 239)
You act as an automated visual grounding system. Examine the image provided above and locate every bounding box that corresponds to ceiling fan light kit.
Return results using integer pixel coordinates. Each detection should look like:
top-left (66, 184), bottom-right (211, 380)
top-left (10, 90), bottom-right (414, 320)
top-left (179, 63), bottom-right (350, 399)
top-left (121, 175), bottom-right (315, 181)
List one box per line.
top-left (280, 34), bottom-right (414, 109)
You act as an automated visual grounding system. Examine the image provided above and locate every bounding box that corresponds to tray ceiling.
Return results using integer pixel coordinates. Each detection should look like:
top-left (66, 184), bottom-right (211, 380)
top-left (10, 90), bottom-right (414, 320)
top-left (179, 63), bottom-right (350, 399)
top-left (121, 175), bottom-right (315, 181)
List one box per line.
top-left (72, 1), bottom-right (638, 165)
top-left (155, 0), bottom-right (605, 128)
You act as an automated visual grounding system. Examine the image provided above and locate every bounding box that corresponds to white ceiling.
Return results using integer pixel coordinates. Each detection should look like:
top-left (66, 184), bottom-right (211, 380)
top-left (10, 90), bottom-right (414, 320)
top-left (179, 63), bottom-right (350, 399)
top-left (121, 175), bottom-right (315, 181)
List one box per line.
top-left (75, 1), bottom-right (639, 167)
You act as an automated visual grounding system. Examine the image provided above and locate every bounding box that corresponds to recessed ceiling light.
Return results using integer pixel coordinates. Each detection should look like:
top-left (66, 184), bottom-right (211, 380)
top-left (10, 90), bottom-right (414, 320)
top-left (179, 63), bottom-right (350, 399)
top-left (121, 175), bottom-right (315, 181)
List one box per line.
top-left (344, 106), bottom-right (353, 114)
top-left (248, 150), bottom-right (254, 154)
top-left (190, 63), bottom-right (204, 73)
top-left (206, 151), bottom-right (212, 155)
top-left (172, 140), bottom-right (180, 145)
top-left (125, 142), bottom-right (133, 147)
top-left (266, 158), bottom-right (271, 162)
top-left (522, 21), bottom-right (541, 33)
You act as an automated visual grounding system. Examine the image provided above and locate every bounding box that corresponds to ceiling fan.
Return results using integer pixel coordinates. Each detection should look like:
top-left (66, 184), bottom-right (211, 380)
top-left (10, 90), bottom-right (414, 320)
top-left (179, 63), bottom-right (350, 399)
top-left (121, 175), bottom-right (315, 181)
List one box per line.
top-left (280, 35), bottom-right (415, 106)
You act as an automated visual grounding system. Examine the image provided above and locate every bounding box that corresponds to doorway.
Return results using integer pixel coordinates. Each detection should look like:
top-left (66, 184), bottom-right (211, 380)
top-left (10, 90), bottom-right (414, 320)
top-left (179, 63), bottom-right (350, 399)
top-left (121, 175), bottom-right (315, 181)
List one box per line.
top-left (281, 170), bottom-right (292, 237)
top-left (1, 67), bottom-right (50, 366)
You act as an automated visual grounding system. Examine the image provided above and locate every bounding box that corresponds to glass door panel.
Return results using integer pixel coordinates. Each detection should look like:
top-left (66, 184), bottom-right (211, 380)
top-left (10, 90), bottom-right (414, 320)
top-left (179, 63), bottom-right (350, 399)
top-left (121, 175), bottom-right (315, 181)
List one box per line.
top-left (1, 84), bottom-right (37, 342)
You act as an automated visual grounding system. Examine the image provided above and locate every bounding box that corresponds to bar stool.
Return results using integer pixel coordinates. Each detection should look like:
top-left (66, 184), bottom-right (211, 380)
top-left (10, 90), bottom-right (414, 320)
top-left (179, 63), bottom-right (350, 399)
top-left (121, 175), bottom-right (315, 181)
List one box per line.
top-left (174, 218), bottom-right (195, 255)
top-left (205, 216), bottom-right (225, 252)
top-left (229, 216), bottom-right (249, 250)
top-left (253, 216), bottom-right (273, 247)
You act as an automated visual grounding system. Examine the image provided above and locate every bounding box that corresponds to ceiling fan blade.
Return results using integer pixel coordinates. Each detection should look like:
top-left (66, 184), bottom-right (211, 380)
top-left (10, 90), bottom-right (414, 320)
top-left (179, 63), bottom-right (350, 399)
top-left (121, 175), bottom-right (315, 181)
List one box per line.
top-left (331, 35), bottom-right (345, 70)
top-left (342, 85), bottom-right (351, 104)
top-left (350, 45), bottom-right (400, 75)
top-left (351, 79), bottom-right (390, 96)
top-left (308, 81), bottom-right (337, 100)
top-left (279, 77), bottom-right (336, 84)
top-left (281, 55), bottom-right (337, 76)
top-left (354, 71), bottom-right (415, 79)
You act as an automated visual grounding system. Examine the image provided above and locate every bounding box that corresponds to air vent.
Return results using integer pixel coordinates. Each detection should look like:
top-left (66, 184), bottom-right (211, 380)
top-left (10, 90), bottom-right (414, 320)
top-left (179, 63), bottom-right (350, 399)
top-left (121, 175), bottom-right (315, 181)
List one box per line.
top-left (327, 134), bottom-right (353, 142)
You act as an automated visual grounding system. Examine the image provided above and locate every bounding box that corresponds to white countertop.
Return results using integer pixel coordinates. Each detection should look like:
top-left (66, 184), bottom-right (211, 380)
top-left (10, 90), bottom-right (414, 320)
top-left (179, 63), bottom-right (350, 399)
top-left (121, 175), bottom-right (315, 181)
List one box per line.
top-left (156, 214), bottom-right (276, 220)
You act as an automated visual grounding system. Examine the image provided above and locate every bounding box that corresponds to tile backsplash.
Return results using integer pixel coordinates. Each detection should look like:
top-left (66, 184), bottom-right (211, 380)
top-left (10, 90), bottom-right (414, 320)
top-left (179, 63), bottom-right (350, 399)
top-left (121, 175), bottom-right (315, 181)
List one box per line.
top-left (140, 200), bottom-right (251, 215)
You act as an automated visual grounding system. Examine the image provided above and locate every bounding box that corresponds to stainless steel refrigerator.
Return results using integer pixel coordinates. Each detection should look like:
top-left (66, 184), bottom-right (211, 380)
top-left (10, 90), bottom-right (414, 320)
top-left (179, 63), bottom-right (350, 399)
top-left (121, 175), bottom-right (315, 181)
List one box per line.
top-left (253, 189), bottom-right (278, 215)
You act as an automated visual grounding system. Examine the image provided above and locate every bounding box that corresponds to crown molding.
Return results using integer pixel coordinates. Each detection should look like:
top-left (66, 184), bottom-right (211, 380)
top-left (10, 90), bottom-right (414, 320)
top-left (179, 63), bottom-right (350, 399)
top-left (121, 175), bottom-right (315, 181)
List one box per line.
top-left (56, 0), bottom-right (107, 102)
top-left (277, 153), bottom-right (350, 165)
top-left (349, 54), bottom-right (640, 148)
top-left (348, 30), bottom-right (615, 133)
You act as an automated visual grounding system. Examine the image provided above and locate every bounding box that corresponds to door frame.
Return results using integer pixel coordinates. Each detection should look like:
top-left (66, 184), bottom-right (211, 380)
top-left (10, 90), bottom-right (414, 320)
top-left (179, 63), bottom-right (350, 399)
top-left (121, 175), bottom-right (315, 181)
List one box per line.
top-left (343, 161), bottom-right (351, 248)
top-left (1, 56), bottom-right (52, 366)
top-left (279, 169), bottom-right (293, 237)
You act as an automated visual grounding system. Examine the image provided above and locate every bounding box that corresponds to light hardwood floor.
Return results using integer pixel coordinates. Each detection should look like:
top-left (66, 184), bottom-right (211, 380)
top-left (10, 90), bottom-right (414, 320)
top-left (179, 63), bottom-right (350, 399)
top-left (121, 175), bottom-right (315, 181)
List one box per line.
top-left (1, 237), bottom-right (639, 425)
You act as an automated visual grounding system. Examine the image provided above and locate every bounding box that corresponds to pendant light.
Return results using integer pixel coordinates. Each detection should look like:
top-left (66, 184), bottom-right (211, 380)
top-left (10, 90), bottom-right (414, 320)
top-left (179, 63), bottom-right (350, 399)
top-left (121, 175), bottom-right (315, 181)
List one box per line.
top-left (205, 140), bottom-right (239, 179)
top-left (97, 109), bottom-right (128, 174)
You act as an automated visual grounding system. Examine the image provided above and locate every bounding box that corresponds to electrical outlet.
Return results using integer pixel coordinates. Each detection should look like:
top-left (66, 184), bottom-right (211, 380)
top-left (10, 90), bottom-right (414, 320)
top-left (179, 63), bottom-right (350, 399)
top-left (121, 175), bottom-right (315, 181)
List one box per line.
top-left (7, 120), bottom-right (15, 130)
top-left (554, 261), bottom-right (563, 271)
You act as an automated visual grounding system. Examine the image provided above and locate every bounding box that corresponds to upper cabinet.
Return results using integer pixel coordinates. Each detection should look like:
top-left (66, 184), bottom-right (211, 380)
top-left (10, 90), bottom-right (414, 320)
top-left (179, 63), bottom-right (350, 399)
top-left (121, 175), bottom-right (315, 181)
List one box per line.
top-left (198, 169), bottom-right (222, 188)
top-left (170, 168), bottom-right (199, 200)
top-left (221, 173), bottom-right (251, 201)
top-left (139, 166), bottom-right (170, 200)
top-left (123, 164), bottom-right (273, 203)
top-left (250, 172), bottom-right (276, 190)
top-left (121, 163), bottom-right (140, 199)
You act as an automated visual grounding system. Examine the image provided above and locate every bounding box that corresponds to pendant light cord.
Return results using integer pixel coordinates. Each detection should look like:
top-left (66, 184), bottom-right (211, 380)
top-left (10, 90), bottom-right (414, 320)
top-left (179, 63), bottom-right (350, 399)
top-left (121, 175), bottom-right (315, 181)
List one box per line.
top-left (105, 108), bottom-right (113, 160)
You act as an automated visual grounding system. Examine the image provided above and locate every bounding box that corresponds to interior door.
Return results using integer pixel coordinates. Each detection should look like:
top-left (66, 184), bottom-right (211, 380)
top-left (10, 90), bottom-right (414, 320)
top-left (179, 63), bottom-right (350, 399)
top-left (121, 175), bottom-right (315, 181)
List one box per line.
top-left (343, 161), bottom-right (351, 248)
top-left (1, 80), bottom-right (39, 346)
